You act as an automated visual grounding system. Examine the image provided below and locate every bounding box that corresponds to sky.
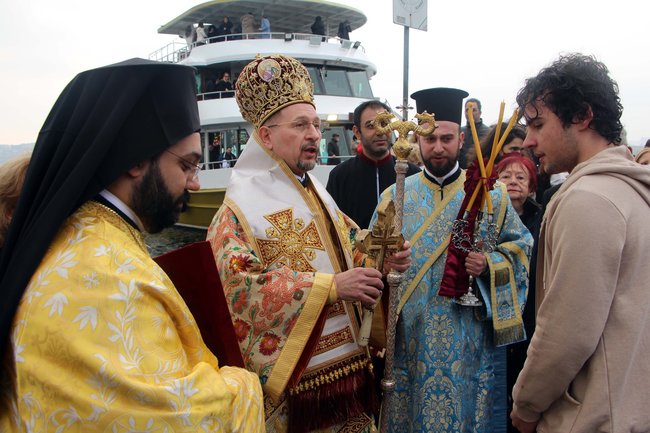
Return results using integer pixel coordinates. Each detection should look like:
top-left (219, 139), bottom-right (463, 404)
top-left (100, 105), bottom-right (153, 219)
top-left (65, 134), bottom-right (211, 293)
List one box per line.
top-left (1, 0), bottom-right (648, 147)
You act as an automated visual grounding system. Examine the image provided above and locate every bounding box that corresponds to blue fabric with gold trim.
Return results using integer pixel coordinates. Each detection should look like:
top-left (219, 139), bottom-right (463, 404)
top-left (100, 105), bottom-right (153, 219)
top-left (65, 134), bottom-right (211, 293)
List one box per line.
top-left (371, 170), bottom-right (532, 432)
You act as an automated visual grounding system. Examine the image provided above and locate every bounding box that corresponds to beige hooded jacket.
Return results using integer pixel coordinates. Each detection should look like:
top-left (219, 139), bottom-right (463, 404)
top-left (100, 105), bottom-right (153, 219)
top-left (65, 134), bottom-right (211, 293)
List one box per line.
top-left (513, 145), bottom-right (650, 432)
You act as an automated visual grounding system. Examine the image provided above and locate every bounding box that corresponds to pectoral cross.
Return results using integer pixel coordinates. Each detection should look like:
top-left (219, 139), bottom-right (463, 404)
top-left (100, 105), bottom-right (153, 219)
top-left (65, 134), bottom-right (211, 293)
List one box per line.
top-left (354, 199), bottom-right (404, 346)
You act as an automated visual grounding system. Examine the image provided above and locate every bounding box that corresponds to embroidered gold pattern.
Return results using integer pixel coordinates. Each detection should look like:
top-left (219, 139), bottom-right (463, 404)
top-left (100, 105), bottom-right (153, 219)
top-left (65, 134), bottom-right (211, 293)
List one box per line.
top-left (236, 54), bottom-right (314, 127)
top-left (336, 210), bottom-right (354, 255)
top-left (313, 327), bottom-right (354, 356)
top-left (288, 354), bottom-right (372, 396)
top-left (327, 300), bottom-right (346, 319)
top-left (257, 208), bottom-right (325, 272)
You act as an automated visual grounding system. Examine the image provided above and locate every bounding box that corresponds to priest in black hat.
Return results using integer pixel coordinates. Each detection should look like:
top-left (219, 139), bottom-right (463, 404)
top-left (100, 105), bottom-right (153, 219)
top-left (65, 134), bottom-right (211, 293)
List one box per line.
top-left (370, 87), bottom-right (532, 432)
top-left (0, 59), bottom-right (263, 431)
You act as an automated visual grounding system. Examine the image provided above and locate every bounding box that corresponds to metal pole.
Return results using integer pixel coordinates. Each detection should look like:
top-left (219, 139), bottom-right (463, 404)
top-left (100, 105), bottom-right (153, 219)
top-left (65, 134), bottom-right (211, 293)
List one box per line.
top-left (402, 26), bottom-right (410, 121)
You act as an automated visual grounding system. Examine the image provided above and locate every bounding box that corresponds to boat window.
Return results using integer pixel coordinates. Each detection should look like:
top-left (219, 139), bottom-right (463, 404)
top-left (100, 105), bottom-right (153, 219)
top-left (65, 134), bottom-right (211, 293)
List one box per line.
top-left (320, 126), bottom-right (354, 164)
top-left (348, 71), bottom-right (374, 98)
top-left (321, 70), bottom-right (351, 97)
top-left (307, 67), bottom-right (324, 94)
top-left (201, 128), bottom-right (250, 169)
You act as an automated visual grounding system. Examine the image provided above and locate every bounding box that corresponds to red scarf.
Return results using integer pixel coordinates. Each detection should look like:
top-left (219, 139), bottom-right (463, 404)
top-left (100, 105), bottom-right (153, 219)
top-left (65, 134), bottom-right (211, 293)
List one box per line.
top-left (438, 158), bottom-right (496, 297)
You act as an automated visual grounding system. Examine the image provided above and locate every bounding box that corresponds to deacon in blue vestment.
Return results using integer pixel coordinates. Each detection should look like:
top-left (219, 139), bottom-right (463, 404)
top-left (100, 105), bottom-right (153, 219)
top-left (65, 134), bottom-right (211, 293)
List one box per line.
top-left (372, 88), bottom-right (533, 432)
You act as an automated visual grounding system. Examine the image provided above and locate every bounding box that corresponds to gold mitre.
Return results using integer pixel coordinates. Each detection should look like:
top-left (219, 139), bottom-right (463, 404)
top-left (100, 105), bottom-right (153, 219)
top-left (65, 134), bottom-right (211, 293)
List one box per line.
top-left (235, 54), bottom-right (315, 128)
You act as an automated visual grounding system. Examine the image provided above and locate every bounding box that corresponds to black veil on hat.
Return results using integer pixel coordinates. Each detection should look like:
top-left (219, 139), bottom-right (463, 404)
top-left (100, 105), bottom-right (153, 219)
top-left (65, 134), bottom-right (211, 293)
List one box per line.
top-left (410, 87), bottom-right (469, 124)
top-left (0, 58), bottom-right (200, 357)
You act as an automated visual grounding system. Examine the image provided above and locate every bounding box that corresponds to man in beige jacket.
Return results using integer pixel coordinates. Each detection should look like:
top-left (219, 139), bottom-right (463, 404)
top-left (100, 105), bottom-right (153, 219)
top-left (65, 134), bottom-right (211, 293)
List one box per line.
top-left (510, 53), bottom-right (650, 433)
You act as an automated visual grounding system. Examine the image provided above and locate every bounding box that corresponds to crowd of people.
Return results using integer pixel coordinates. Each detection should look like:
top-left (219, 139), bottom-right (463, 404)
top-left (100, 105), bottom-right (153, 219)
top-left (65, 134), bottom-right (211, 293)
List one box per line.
top-left (182, 14), bottom-right (353, 49)
top-left (2, 51), bottom-right (650, 433)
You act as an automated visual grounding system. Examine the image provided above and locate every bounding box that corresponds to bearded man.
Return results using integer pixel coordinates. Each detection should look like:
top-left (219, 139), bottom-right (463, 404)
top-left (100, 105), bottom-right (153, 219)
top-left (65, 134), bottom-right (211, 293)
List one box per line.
top-left (206, 54), bottom-right (411, 433)
top-left (0, 59), bottom-right (263, 431)
top-left (372, 87), bottom-right (532, 432)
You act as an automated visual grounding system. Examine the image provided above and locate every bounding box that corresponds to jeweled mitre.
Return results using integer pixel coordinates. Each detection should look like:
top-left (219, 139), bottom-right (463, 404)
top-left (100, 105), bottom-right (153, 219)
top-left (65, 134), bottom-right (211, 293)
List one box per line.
top-left (235, 54), bottom-right (315, 128)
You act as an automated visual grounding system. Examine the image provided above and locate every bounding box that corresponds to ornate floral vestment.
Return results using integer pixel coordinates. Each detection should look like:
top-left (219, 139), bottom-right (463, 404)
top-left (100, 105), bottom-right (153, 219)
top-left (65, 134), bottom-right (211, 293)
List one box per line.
top-left (207, 134), bottom-right (376, 433)
top-left (1, 201), bottom-right (264, 432)
top-left (373, 171), bottom-right (532, 433)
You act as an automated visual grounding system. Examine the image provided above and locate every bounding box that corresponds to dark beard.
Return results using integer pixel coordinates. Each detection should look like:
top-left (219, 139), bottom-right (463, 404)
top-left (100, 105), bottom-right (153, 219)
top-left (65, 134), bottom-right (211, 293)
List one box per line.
top-left (423, 157), bottom-right (457, 177)
top-left (131, 161), bottom-right (189, 234)
top-left (361, 138), bottom-right (392, 159)
top-left (422, 145), bottom-right (460, 177)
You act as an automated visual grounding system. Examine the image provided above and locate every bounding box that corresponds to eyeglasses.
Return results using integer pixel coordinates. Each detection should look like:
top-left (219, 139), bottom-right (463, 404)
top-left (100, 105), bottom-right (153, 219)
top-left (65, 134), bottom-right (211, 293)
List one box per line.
top-left (165, 149), bottom-right (203, 180)
top-left (266, 119), bottom-right (323, 133)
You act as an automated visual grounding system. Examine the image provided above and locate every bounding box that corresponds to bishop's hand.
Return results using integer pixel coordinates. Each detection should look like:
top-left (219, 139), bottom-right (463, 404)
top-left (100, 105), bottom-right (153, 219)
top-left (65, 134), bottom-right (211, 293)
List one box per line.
top-left (334, 267), bottom-right (384, 308)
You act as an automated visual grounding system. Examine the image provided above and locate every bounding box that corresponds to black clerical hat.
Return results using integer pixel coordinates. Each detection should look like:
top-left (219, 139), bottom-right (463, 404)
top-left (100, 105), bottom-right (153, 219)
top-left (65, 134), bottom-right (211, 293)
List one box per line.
top-left (410, 87), bottom-right (469, 125)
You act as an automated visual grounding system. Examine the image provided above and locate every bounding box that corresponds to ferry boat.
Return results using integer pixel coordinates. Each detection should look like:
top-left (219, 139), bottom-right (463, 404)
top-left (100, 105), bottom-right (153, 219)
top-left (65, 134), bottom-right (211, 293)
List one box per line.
top-left (149, 0), bottom-right (379, 228)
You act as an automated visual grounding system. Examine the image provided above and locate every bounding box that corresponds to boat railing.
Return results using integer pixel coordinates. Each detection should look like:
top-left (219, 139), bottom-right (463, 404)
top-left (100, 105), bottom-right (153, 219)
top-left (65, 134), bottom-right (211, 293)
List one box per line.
top-left (199, 90), bottom-right (235, 101)
top-left (200, 155), bottom-right (354, 172)
top-left (149, 32), bottom-right (366, 63)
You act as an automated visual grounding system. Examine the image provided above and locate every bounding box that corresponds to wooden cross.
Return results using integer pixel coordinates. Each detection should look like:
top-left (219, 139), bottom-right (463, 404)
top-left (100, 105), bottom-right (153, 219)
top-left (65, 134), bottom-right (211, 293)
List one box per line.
top-left (356, 199), bottom-right (404, 271)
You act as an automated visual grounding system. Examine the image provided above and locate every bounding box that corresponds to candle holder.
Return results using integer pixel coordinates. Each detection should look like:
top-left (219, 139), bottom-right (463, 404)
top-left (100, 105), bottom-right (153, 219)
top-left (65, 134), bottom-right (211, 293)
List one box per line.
top-left (451, 212), bottom-right (497, 307)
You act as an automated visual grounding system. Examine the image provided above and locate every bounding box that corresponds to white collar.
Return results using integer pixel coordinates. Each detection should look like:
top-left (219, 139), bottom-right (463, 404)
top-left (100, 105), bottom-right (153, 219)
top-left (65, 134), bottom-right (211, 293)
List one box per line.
top-left (424, 162), bottom-right (460, 184)
top-left (99, 189), bottom-right (145, 232)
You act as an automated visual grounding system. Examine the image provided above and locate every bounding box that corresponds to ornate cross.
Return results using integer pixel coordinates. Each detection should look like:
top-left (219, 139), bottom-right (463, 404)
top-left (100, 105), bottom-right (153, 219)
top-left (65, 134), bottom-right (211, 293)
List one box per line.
top-left (356, 200), bottom-right (404, 272)
top-left (354, 199), bottom-right (403, 347)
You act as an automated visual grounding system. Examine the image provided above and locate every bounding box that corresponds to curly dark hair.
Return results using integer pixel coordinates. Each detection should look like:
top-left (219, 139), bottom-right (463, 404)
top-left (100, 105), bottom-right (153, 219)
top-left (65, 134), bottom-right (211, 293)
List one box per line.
top-left (516, 53), bottom-right (623, 144)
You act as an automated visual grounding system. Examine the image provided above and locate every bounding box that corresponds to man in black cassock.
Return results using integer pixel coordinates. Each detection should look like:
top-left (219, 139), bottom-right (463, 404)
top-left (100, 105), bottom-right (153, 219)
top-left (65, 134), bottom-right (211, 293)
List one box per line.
top-left (326, 100), bottom-right (420, 229)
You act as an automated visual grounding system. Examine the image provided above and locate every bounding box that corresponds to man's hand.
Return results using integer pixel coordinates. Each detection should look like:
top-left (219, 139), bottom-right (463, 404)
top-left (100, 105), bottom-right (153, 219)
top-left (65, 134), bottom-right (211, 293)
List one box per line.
top-left (334, 268), bottom-right (384, 308)
top-left (383, 240), bottom-right (412, 273)
top-left (465, 251), bottom-right (487, 277)
top-left (510, 408), bottom-right (538, 433)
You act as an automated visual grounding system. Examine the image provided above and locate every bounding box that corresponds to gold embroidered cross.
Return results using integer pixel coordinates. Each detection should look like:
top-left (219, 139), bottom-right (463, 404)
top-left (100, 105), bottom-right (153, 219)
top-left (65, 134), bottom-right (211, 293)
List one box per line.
top-left (257, 208), bottom-right (324, 272)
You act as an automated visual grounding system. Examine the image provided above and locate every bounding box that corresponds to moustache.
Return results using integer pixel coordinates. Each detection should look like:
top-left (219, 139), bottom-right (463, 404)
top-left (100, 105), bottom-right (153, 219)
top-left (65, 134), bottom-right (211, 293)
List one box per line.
top-left (301, 141), bottom-right (318, 151)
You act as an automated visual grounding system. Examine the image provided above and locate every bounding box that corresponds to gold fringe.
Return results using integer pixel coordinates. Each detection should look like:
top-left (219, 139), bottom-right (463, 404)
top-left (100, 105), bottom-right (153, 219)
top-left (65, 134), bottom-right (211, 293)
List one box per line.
top-left (288, 354), bottom-right (373, 396)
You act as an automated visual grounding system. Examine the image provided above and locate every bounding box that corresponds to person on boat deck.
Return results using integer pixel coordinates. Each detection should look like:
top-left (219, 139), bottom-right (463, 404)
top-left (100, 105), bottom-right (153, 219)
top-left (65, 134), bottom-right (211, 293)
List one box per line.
top-left (258, 14), bottom-right (271, 39)
top-left (206, 24), bottom-right (218, 42)
top-left (221, 146), bottom-right (237, 167)
top-left (181, 24), bottom-right (195, 48)
top-left (214, 71), bottom-right (234, 97)
top-left (206, 53), bottom-right (412, 433)
top-left (371, 87), bottom-right (532, 432)
top-left (311, 15), bottom-right (326, 36)
top-left (240, 11), bottom-right (255, 34)
top-left (195, 22), bottom-right (207, 45)
top-left (0, 58), bottom-right (264, 432)
top-left (338, 20), bottom-right (351, 40)
top-left (217, 16), bottom-right (233, 37)
top-left (209, 134), bottom-right (223, 165)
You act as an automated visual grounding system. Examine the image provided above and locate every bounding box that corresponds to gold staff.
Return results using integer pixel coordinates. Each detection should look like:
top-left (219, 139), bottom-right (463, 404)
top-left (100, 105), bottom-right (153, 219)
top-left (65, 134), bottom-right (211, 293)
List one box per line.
top-left (361, 110), bottom-right (436, 433)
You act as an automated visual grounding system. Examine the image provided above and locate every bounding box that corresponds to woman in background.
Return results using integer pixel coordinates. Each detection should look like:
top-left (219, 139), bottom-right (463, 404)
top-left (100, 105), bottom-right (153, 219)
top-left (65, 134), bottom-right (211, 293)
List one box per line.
top-left (496, 152), bottom-right (541, 433)
top-left (0, 153), bottom-right (31, 248)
